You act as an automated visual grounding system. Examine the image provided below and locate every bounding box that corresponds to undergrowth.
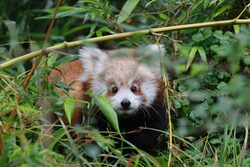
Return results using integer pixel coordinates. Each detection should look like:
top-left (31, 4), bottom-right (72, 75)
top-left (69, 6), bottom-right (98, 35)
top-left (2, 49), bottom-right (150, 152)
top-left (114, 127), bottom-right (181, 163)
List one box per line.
top-left (0, 0), bottom-right (250, 166)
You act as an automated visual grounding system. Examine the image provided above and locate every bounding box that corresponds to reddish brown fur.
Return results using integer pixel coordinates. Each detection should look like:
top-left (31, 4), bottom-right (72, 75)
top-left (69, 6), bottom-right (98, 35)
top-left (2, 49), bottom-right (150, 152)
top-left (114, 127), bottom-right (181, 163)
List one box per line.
top-left (155, 78), bottom-right (165, 106)
top-left (48, 60), bottom-right (88, 124)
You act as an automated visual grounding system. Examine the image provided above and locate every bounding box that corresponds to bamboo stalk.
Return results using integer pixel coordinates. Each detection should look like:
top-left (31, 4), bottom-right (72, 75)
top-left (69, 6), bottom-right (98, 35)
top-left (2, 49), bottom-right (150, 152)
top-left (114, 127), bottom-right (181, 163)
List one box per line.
top-left (1, 18), bottom-right (250, 69)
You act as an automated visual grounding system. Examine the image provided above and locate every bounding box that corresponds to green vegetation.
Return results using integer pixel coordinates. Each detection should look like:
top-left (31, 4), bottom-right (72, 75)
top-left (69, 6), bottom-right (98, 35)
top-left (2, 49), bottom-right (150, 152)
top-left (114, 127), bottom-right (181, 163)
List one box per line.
top-left (0, 0), bottom-right (250, 166)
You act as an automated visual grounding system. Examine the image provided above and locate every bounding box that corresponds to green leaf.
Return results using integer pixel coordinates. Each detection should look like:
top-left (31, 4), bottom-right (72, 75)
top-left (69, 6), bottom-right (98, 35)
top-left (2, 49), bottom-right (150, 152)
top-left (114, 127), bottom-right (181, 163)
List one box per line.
top-left (47, 53), bottom-right (58, 67)
top-left (174, 99), bottom-right (182, 109)
top-left (96, 26), bottom-right (115, 37)
top-left (197, 46), bottom-right (207, 63)
top-left (233, 25), bottom-right (240, 34)
top-left (243, 56), bottom-right (250, 65)
top-left (145, 0), bottom-right (156, 8)
top-left (117, 0), bottom-right (140, 24)
top-left (213, 5), bottom-right (229, 18)
top-left (64, 97), bottom-right (75, 124)
top-left (191, 64), bottom-right (209, 76)
top-left (36, 7), bottom-right (82, 20)
top-left (159, 13), bottom-right (168, 20)
top-left (186, 46), bottom-right (198, 70)
top-left (192, 32), bottom-right (203, 42)
top-left (49, 128), bottom-right (66, 149)
top-left (175, 64), bottom-right (186, 74)
top-left (94, 95), bottom-right (120, 133)
top-left (217, 81), bottom-right (228, 92)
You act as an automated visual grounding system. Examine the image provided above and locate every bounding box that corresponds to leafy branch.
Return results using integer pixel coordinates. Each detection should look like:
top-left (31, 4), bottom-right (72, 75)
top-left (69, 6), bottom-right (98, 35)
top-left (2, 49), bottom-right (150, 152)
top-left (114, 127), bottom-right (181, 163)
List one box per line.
top-left (0, 19), bottom-right (250, 69)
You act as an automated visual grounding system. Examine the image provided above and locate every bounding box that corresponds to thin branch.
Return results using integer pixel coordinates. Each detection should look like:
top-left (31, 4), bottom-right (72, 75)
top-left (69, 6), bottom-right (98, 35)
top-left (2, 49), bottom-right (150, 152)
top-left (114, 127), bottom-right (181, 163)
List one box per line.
top-left (1, 18), bottom-right (250, 69)
top-left (0, 121), bottom-right (4, 154)
top-left (236, 3), bottom-right (250, 19)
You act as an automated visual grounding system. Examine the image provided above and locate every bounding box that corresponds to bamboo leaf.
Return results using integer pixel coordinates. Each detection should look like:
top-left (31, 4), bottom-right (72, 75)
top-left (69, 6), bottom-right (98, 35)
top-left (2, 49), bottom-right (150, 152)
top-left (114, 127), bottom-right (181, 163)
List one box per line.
top-left (94, 95), bottom-right (120, 133)
top-left (186, 46), bottom-right (198, 70)
top-left (213, 5), bottom-right (229, 18)
top-left (117, 0), bottom-right (139, 24)
top-left (233, 25), bottom-right (240, 34)
top-left (145, 0), bottom-right (156, 8)
top-left (197, 46), bottom-right (207, 63)
top-left (64, 97), bottom-right (75, 124)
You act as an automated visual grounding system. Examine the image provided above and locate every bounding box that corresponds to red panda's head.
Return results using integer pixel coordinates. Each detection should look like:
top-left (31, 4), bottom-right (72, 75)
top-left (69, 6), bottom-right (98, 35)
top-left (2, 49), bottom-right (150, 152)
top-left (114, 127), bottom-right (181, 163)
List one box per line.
top-left (78, 45), bottom-right (165, 116)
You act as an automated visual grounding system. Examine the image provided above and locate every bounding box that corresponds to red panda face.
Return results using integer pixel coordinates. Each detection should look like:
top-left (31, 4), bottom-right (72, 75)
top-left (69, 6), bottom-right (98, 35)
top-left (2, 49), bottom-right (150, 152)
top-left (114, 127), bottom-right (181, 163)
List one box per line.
top-left (108, 84), bottom-right (143, 115)
top-left (92, 59), bottom-right (158, 115)
top-left (78, 45), bottom-right (164, 116)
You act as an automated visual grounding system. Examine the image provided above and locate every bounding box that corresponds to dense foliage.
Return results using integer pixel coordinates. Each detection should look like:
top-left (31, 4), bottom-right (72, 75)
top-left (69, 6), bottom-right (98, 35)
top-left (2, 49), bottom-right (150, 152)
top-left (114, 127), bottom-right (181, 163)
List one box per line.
top-left (0, 0), bottom-right (250, 166)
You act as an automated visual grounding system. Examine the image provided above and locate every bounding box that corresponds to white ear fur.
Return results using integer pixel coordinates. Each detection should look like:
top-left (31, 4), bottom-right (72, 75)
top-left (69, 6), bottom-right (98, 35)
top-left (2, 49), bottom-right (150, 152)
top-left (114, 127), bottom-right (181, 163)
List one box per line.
top-left (136, 44), bottom-right (166, 75)
top-left (78, 47), bottom-right (108, 81)
top-left (146, 44), bottom-right (166, 56)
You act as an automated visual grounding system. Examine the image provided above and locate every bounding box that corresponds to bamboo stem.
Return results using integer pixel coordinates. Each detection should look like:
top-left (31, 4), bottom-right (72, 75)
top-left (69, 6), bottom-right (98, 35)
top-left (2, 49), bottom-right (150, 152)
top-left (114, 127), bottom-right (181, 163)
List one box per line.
top-left (1, 19), bottom-right (250, 69)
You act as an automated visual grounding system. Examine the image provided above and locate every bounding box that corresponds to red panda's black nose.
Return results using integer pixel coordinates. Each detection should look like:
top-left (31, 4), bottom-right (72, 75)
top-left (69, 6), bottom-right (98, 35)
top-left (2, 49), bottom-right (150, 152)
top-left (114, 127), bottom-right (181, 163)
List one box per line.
top-left (121, 99), bottom-right (131, 109)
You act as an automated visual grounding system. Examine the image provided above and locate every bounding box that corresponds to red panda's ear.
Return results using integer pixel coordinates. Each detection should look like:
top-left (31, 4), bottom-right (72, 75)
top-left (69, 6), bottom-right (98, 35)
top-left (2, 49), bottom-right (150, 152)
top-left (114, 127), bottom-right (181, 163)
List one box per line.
top-left (135, 44), bottom-right (166, 75)
top-left (78, 47), bottom-right (108, 81)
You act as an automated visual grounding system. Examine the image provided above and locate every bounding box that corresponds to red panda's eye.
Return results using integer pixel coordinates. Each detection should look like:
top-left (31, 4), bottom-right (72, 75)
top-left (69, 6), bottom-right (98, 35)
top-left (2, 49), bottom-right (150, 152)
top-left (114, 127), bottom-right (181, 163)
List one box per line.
top-left (130, 86), bottom-right (137, 93)
top-left (111, 86), bottom-right (118, 94)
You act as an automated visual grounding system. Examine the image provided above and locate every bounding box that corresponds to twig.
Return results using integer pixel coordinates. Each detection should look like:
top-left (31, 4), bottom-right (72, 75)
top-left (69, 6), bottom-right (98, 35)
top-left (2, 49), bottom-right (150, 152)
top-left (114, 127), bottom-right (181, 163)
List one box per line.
top-left (1, 18), bottom-right (250, 69)
top-left (239, 124), bottom-right (248, 164)
top-left (236, 3), bottom-right (250, 19)
top-left (153, 35), bottom-right (173, 167)
top-left (0, 121), bottom-right (4, 154)
top-left (215, 149), bottom-right (219, 167)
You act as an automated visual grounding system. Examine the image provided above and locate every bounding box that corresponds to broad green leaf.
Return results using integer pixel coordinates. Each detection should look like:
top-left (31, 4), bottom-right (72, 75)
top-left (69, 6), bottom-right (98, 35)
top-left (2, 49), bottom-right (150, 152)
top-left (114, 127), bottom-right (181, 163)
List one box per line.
top-left (233, 25), bottom-right (240, 34)
top-left (192, 32), bottom-right (203, 42)
top-left (191, 64), bottom-right (209, 76)
top-left (174, 99), bottom-right (182, 109)
top-left (186, 46), bottom-right (198, 70)
top-left (117, 0), bottom-right (140, 24)
top-left (159, 13), bottom-right (168, 20)
top-left (243, 56), bottom-right (250, 65)
top-left (213, 30), bottom-right (230, 40)
top-left (47, 53), bottom-right (58, 67)
top-left (213, 5), bottom-right (229, 18)
top-left (64, 97), bottom-right (75, 124)
top-left (177, 44), bottom-right (190, 57)
top-left (175, 64), bottom-right (186, 74)
top-left (197, 46), bottom-right (207, 63)
top-left (96, 30), bottom-right (102, 37)
top-left (94, 95), bottom-right (120, 133)
top-left (96, 26), bottom-right (115, 37)
top-left (217, 81), bottom-right (228, 92)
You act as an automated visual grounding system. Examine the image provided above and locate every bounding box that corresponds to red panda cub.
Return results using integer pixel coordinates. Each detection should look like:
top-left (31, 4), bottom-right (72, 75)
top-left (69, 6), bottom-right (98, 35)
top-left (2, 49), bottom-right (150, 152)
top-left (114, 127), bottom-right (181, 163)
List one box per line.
top-left (78, 45), bottom-right (167, 152)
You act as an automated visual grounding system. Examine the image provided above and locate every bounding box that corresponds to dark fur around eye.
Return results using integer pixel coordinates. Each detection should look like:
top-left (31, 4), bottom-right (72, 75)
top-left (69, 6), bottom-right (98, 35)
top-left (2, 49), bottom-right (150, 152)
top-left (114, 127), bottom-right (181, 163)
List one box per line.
top-left (111, 86), bottom-right (118, 94)
top-left (130, 85), bottom-right (137, 93)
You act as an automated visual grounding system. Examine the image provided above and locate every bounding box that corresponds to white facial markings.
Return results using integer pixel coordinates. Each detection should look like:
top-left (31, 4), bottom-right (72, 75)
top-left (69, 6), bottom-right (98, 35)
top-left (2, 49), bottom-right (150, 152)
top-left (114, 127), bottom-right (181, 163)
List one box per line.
top-left (108, 87), bottom-right (142, 114)
top-left (140, 79), bottom-right (157, 106)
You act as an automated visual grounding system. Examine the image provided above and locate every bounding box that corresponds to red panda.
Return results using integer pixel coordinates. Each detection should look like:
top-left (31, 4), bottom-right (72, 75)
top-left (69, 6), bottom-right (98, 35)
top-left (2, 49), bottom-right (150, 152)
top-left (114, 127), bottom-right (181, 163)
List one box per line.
top-left (45, 45), bottom-right (167, 152)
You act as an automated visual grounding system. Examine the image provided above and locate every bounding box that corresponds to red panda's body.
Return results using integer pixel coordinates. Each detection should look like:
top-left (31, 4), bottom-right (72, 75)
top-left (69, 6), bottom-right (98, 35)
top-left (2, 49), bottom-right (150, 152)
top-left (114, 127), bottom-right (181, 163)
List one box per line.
top-left (46, 45), bottom-right (167, 152)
